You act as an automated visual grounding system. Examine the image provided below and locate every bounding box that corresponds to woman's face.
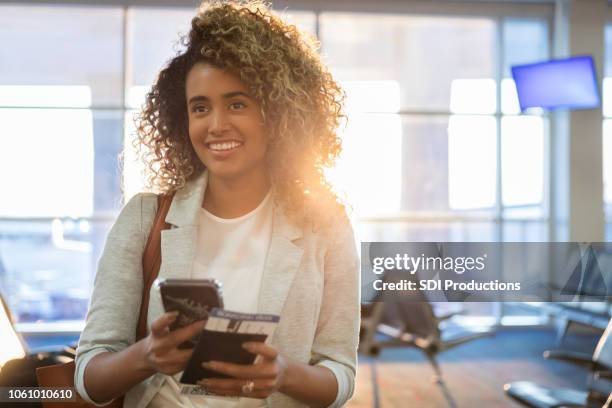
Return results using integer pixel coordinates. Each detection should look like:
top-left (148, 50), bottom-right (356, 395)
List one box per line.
top-left (185, 62), bottom-right (267, 182)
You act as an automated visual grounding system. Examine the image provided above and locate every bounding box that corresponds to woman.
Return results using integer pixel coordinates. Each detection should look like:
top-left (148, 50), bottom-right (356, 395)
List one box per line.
top-left (74, 1), bottom-right (360, 407)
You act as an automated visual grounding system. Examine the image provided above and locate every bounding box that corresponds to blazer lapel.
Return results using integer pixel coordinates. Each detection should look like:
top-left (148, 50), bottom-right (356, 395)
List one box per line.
top-left (155, 170), bottom-right (304, 317)
top-left (158, 172), bottom-right (208, 281)
top-left (257, 204), bottom-right (304, 315)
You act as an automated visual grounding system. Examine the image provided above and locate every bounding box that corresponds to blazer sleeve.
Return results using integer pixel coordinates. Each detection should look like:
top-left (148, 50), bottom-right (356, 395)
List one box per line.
top-left (310, 214), bottom-right (361, 408)
top-left (74, 193), bottom-right (157, 405)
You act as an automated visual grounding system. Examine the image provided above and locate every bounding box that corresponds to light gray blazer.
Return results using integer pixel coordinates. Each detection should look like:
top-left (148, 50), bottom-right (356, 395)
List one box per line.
top-left (75, 172), bottom-right (360, 408)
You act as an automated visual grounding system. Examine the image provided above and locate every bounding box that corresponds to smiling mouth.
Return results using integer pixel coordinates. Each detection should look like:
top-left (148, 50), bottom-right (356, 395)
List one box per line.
top-left (206, 141), bottom-right (244, 151)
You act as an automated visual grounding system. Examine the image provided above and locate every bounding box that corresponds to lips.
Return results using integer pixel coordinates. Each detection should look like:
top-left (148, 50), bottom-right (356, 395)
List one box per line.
top-left (205, 140), bottom-right (244, 151)
top-left (204, 140), bottom-right (244, 160)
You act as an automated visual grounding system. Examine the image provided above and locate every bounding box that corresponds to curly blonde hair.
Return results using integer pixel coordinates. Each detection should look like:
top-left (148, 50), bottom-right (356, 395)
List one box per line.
top-left (134, 0), bottom-right (346, 226)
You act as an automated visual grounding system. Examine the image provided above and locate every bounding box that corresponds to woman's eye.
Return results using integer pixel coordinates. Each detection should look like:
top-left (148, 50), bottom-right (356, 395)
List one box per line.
top-left (192, 105), bottom-right (209, 113)
top-left (230, 102), bottom-right (246, 110)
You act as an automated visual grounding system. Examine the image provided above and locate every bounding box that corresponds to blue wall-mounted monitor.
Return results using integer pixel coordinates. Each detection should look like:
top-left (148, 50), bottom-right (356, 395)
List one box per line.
top-left (511, 55), bottom-right (600, 111)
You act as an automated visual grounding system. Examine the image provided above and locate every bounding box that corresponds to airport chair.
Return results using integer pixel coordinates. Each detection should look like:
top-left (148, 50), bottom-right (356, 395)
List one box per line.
top-left (504, 317), bottom-right (612, 408)
top-left (360, 299), bottom-right (494, 408)
top-left (552, 243), bottom-right (612, 346)
top-left (360, 300), bottom-right (494, 382)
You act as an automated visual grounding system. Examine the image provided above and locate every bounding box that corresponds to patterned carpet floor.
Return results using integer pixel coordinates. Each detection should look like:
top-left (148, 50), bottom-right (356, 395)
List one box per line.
top-left (346, 328), bottom-right (600, 408)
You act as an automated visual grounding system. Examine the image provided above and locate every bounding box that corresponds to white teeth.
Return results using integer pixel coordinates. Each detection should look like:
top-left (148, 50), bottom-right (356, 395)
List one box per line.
top-left (208, 141), bottom-right (242, 151)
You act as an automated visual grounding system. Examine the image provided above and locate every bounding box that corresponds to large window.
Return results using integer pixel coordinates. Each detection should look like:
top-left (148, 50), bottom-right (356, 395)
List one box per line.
top-left (321, 14), bottom-right (548, 242)
top-left (0, 5), bottom-right (125, 327)
top-left (0, 3), bottom-right (551, 328)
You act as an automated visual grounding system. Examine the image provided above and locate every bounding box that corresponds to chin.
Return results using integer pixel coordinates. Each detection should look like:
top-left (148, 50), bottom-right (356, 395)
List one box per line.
top-left (202, 157), bottom-right (267, 182)
top-left (205, 165), bottom-right (245, 181)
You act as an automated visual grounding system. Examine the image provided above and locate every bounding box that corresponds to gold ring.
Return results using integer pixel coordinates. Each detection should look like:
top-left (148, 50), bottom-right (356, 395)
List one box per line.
top-left (241, 380), bottom-right (255, 394)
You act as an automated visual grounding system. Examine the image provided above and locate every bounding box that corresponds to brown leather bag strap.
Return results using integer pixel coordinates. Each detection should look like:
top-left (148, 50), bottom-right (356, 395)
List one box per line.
top-left (136, 193), bottom-right (175, 341)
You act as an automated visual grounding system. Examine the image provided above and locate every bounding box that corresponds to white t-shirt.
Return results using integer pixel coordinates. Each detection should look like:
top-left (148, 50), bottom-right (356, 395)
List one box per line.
top-left (148, 190), bottom-right (273, 408)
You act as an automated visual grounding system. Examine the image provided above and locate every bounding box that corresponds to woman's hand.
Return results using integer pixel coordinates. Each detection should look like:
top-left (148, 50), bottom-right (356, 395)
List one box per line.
top-left (142, 311), bottom-right (205, 375)
top-left (197, 342), bottom-right (287, 399)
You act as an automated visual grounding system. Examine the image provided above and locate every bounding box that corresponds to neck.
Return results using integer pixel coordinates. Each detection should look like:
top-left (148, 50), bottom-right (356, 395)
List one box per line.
top-left (203, 169), bottom-right (271, 219)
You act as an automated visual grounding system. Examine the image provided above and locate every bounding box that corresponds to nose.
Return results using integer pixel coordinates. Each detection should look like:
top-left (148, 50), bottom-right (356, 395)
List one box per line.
top-left (208, 109), bottom-right (231, 136)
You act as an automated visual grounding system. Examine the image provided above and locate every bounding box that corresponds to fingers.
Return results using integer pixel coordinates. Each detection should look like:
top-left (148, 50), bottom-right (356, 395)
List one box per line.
top-left (154, 347), bottom-right (194, 367)
top-left (242, 342), bottom-right (278, 361)
top-left (201, 360), bottom-right (279, 379)
top-left (173, 347), bottom-right (195, 362)
top-left (150, 317), bottom-right (205, 354)
top-left (147, 343), bottom-right (195, 375)
top-left (150, 311), bottom-right (179, 337)
top-left (194, 343), bottom-right (282, 398)
top-left (164, 319), bottom-right (206, 347)
top-left (146, 314), bottom-right (205, 375)
top-left (198, 343), bottom-right (279, 379)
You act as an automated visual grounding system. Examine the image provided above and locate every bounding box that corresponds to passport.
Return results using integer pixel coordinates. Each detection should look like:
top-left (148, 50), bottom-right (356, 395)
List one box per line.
top-left (180, 330), bottom-right (267, 383)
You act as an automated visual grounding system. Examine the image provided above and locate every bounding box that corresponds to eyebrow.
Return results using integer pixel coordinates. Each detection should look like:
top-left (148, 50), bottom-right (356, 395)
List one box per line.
top-left (188, 91), bottom-right (251, 105)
